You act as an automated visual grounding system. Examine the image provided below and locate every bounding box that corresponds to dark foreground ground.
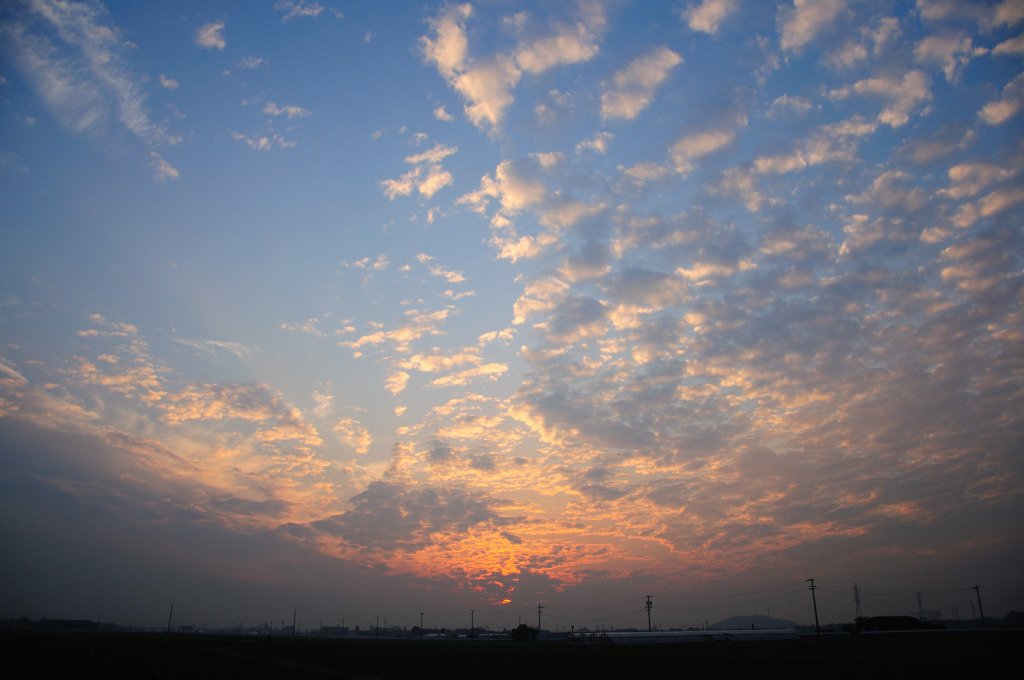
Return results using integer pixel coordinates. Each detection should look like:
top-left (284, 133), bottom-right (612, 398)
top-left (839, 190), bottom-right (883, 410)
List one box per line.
top-left (5, 630), bottom-right (1022, 679)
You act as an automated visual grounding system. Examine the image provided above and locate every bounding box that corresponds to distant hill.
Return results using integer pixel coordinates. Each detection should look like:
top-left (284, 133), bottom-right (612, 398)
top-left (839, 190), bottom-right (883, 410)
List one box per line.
top-left (712, 615), bottom-right (796, 630)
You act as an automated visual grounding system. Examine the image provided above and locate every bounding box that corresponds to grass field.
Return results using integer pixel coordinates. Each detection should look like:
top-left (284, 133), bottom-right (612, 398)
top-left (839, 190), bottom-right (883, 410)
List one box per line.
top-left (6, 630), bottom-right (1022, 678)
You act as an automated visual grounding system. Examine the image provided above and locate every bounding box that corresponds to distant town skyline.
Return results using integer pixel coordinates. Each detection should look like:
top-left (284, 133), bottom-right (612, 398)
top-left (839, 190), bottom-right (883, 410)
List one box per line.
top-left (2, 0), bottom-right (1023, 631)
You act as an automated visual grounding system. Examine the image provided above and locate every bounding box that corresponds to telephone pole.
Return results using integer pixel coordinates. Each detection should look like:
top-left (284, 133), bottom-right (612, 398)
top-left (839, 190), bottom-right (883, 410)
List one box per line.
top-left (807, 578), bottom-right (820, 636)
top-left (470, 609), bottom-right (475, 639)
top-left (166, 604), bottom-right (174, 634)
top-left (645, 595), bottom-right (653, 632)
top-left (420, 612), bottom-right (424, 638)
top-left (537, 603), bottom-right (544, 631)
top-left (853, 583), bottom-right (863, 620)
top-left (973, 586), bottom-right (986, 628)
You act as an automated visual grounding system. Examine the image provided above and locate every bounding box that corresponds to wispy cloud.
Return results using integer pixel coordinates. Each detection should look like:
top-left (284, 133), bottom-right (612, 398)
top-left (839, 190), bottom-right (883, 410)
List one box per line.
top-left (263, 102), bottom-right (312, 118)
top-left (1, 0), bottom-right (177, 178)
top-left (275, 1), bottom-right (343, 21)
top-left (231, 131), bottom-right (296, 150)
top-left (195, 21), bottom-right (225, 50)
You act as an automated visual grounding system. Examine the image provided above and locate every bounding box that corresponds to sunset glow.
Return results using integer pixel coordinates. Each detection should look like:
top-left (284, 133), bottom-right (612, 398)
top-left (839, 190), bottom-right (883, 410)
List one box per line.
top-left (2, 0), bottom-right (1023, 631)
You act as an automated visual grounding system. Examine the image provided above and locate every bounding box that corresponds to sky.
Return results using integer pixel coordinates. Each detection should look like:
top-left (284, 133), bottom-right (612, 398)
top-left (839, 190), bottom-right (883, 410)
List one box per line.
top-left (1, 0), bottom-right (1023, 632)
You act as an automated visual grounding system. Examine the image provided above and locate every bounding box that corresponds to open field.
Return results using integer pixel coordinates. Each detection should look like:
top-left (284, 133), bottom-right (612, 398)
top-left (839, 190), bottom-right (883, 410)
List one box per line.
top-left (6, 630), bottom-right (1022, 679)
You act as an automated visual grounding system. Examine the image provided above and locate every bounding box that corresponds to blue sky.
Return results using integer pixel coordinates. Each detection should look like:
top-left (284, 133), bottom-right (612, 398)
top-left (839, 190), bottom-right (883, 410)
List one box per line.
top-left (2, 0), bottom-right (1023, 631)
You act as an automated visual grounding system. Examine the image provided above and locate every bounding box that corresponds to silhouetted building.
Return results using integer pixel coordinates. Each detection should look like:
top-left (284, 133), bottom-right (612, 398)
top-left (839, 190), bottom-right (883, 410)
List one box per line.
top-left (511, 624), bottom-right (537, 641)
top-left (855, 616), bottom-right (942, 632)
top-left (321, 626), bottom-right (347, 637)
top-left (38, 619), bottom-right (100, 632)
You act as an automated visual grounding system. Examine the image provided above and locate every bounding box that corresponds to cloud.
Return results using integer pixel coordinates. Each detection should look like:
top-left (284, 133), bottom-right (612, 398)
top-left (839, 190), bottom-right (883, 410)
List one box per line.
top-left (575, 132), bottom-right (614, 154)
top-left (344, 254), bottom-right (390, 270)
top-left (280, 318), bottom-right (327, 337)
top-left (419, 3), bottom-right (606, 132)
top-left (979, 72), bottom-right (1024, 125)
top-left (779, 0), bottom-right (846, 52)
top-left (712, 166), bottom-right (771, 212)
top-left (670, 128), bottom-right (736, 175)
top-left (381, 142), bottom-right (457, 200)
top-left (419, 4), bottom-right (519, 131)
top-left (601, 47), bottom-right (683, 120)
top-left (845, 169), bottom-right (927, 212)
top-left (334, 416), bottom-right (371, 454)
top-left (768, 94), bottom-right (814, 115)
top-left (458, 156), bottom-right (549, 214)
top-left (416, 253), bottom-right (465, 283)
top-left (431, 362), bottom-right (508, 387)
top-left (684, 0), bottom-right (740, 35)
top-left (385, 370), bottom-right (410, 395)
top-left (340, 308), bottom-right (452, 354)
top-left (420, 4), bottom-right (472, 79)
top-left (619, 161), bottom-right (672, 188)
top-left (173, 338), bottom-right (255, 363)
top-left (275, 1), bottom-right (342, 21)
top-left (263, 102), bottom-right (312, 118)
top-left (918, 0), bottom-right (1024, 29)
top-left (149, 152), bottom-right (179, 182)
top-left (195, 21), bottom-right (226, 50)
top-left (231, 132), bottom-right (296, 150)
top-left (993, 33), bottom-right (1024, 56)
top-left (236, 56), bottom-right (264, 69)
top-left (513, 16), bottom-right (604, 74)
top-left (914, 33), bottom-right (985, 82)
top-left (830, 70), bottom-right (931, 127)
top-left (939, 162), bottom-right (1013, 200)
top-left (452, 57), bottom-right (522, 131)
top-left (313, 480), bottom-right (503, 553)
top-left (159, 74), bottom-right (178, 89)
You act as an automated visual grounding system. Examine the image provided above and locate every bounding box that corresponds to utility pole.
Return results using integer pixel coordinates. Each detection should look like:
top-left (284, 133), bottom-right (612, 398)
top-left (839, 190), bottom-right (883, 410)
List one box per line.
top-left (420, 612), bottom-right (424, 638)
top-left (807, 578), bottom-right (820, 636)
top-left (646, 595), bottom-right (653, 632)
top-left (375, 615), bottom-right (379, 638)
top-left (470, 609), bottom-right (475, 639)
top-left (166, 604), bottom-right (174, 634)
top-left (973, 586), bottom-right (986, 628)
top-left (293, 609), bottom-right (297, 638)
top-left (537, 603), bottom-right (544, 631)
top-left (853, 583), bottom-right (863, 620)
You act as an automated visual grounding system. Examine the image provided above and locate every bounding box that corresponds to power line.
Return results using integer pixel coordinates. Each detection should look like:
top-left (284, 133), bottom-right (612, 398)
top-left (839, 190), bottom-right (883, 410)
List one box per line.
top-left (652, 581), bottom-right (806, 600)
